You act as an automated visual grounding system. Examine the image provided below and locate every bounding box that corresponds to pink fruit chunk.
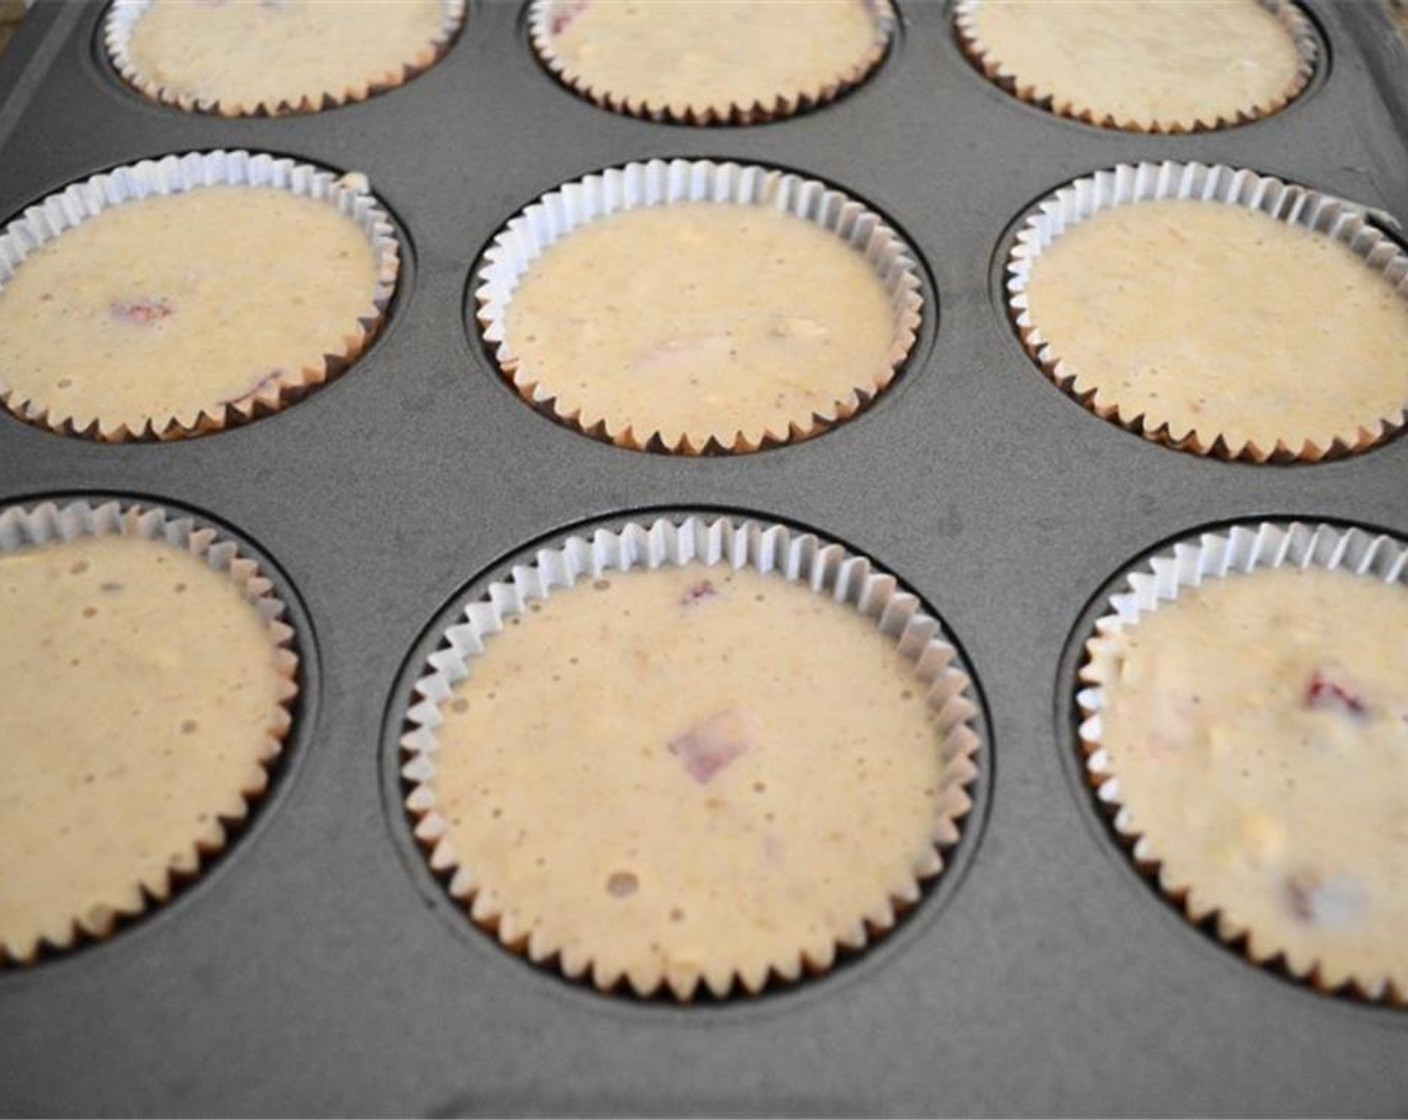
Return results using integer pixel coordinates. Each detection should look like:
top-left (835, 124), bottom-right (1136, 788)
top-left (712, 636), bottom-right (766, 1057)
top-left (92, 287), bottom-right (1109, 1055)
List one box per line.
top-left (1305, 668), bottom-right (1368, 719)
top-left (110, 297), bottom-right (174, 325)
top-left (549, 0), bottom-right (589, 35)
top-left (680, 579), bottom-right (718, 607)
top-left (668, 709), bottom-right (756, 784)
top-left (1144, 691), bottom-right (1202, 756)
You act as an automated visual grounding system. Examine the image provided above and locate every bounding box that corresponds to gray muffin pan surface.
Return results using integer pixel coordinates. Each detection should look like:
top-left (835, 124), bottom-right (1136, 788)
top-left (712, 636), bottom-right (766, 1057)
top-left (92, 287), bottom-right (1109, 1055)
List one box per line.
top-left (2, 1), bottom-right (1408, 1115)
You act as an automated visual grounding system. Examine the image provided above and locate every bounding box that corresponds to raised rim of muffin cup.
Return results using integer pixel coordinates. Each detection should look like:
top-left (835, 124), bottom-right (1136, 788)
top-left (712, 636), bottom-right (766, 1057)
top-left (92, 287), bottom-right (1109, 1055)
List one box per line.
top-left (1005, 160), bottom-right (1408, 464)
top-left (0, 497), bottom-right (300, 967)
top-left (0, 149), bottom-right (400, 443)
top-left (102, 0), bottom-right (467, 117)
top-left (953, 0), bottom-right (1319, 134)
top-left (1076, 518), bottom-right (1408, 1006)
top-left (526, 0), bottom-right (896, 126)
top-left (398, 513), bottom-right (984, 1001)
top-left (473, 157), bottom-right (924, 456)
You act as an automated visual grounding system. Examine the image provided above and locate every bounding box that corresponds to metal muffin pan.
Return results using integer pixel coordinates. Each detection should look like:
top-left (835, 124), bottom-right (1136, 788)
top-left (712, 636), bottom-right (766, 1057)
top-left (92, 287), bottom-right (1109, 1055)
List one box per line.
top-left (2, 1), bottom-right (1407, 1114)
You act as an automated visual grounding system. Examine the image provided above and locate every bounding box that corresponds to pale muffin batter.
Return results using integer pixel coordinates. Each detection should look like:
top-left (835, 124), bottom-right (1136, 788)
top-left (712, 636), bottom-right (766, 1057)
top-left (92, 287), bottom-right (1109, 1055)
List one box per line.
top-left (0, 534), bottom-right (294, 962)
top-left (503, 204), bottom-right (899, 450)
top-left (1087, 566), bottom-right (1408, 992)
top-left (0, 186), bottom-right (378, 439)
top-left (544, 0), bottom-right (883, 116)
top-left (125, 0), bottom-right (451, 112)
top-left (1024, 200), bottom-right (1408, 457)
top-left (968, 0), bottom-right (1305, 130)
top-left (428, 564), bottom-right (967, 998)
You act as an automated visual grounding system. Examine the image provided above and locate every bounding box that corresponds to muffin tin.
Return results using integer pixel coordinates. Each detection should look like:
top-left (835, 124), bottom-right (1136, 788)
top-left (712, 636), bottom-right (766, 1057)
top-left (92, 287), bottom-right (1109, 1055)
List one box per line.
top-left (2, 1), bottom-right (1407, 1114)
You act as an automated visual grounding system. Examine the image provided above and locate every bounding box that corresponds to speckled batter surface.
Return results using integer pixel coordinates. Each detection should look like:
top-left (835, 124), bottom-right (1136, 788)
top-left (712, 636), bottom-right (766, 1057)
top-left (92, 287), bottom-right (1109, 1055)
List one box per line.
top-left (969, 0), bottom-right (1304, 129)
top-left (0, 534), bottom-right (290, 962)
top-left (125, 0), bottom-right (448, 111)
top-left (1024, 200), bottom-right (1408, 455)
top-left (545, 0), bottom-right (881, 115)
top-left (0, 185), bottom-right (378, 437)
top-left (1088, 565), bottom-right (1408, 991)
top-left (428, 563), bottom-right (964, 998)
top-left (503, 203), bottom-right (897, 449)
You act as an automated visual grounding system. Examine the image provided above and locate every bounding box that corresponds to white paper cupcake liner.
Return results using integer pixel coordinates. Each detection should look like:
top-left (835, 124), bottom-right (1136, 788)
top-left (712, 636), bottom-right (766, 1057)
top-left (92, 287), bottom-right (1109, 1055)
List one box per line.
top-left (104, 0), bottom-right (466, 117)
top-left (475, 158), bottom-right (924, 455)
top-left (527, 0), bottom-right (895, 126)
top-left (954, 0), bottom-right (1318, 133)
top-left (1078, 519), bottom-right (1408, 1004)
top-left (0, 497), bottom-right (300, 965)
top-left (1007, 160), bottom-right (1408, 463)
top-left (0, 149), bottom-right (400, 443)
top-left (400, 514), bottom-right (983, 1000)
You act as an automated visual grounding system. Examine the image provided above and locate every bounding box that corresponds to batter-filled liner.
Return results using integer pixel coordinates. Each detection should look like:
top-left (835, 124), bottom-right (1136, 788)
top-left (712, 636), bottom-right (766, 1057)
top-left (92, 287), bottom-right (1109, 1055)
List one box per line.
top-left (475, 159), bottom-right (923, 455)
top-left (1006, 161), bottom-right (1408, 463)
top-left (1077, 520), bottom-right (1408, 1005)
top-left (104, 0), bottom-right (466, 117)
top-left (0, 150), bottom-right (399, 442)
top-left (954, 0), bottom-right (1317, 134)
top-left (400, 515), bottom-right (982, 1000)
top-left (0, 498), bottom-right (300, 965)
top-left (527, 0), bottom-right (895, 126)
